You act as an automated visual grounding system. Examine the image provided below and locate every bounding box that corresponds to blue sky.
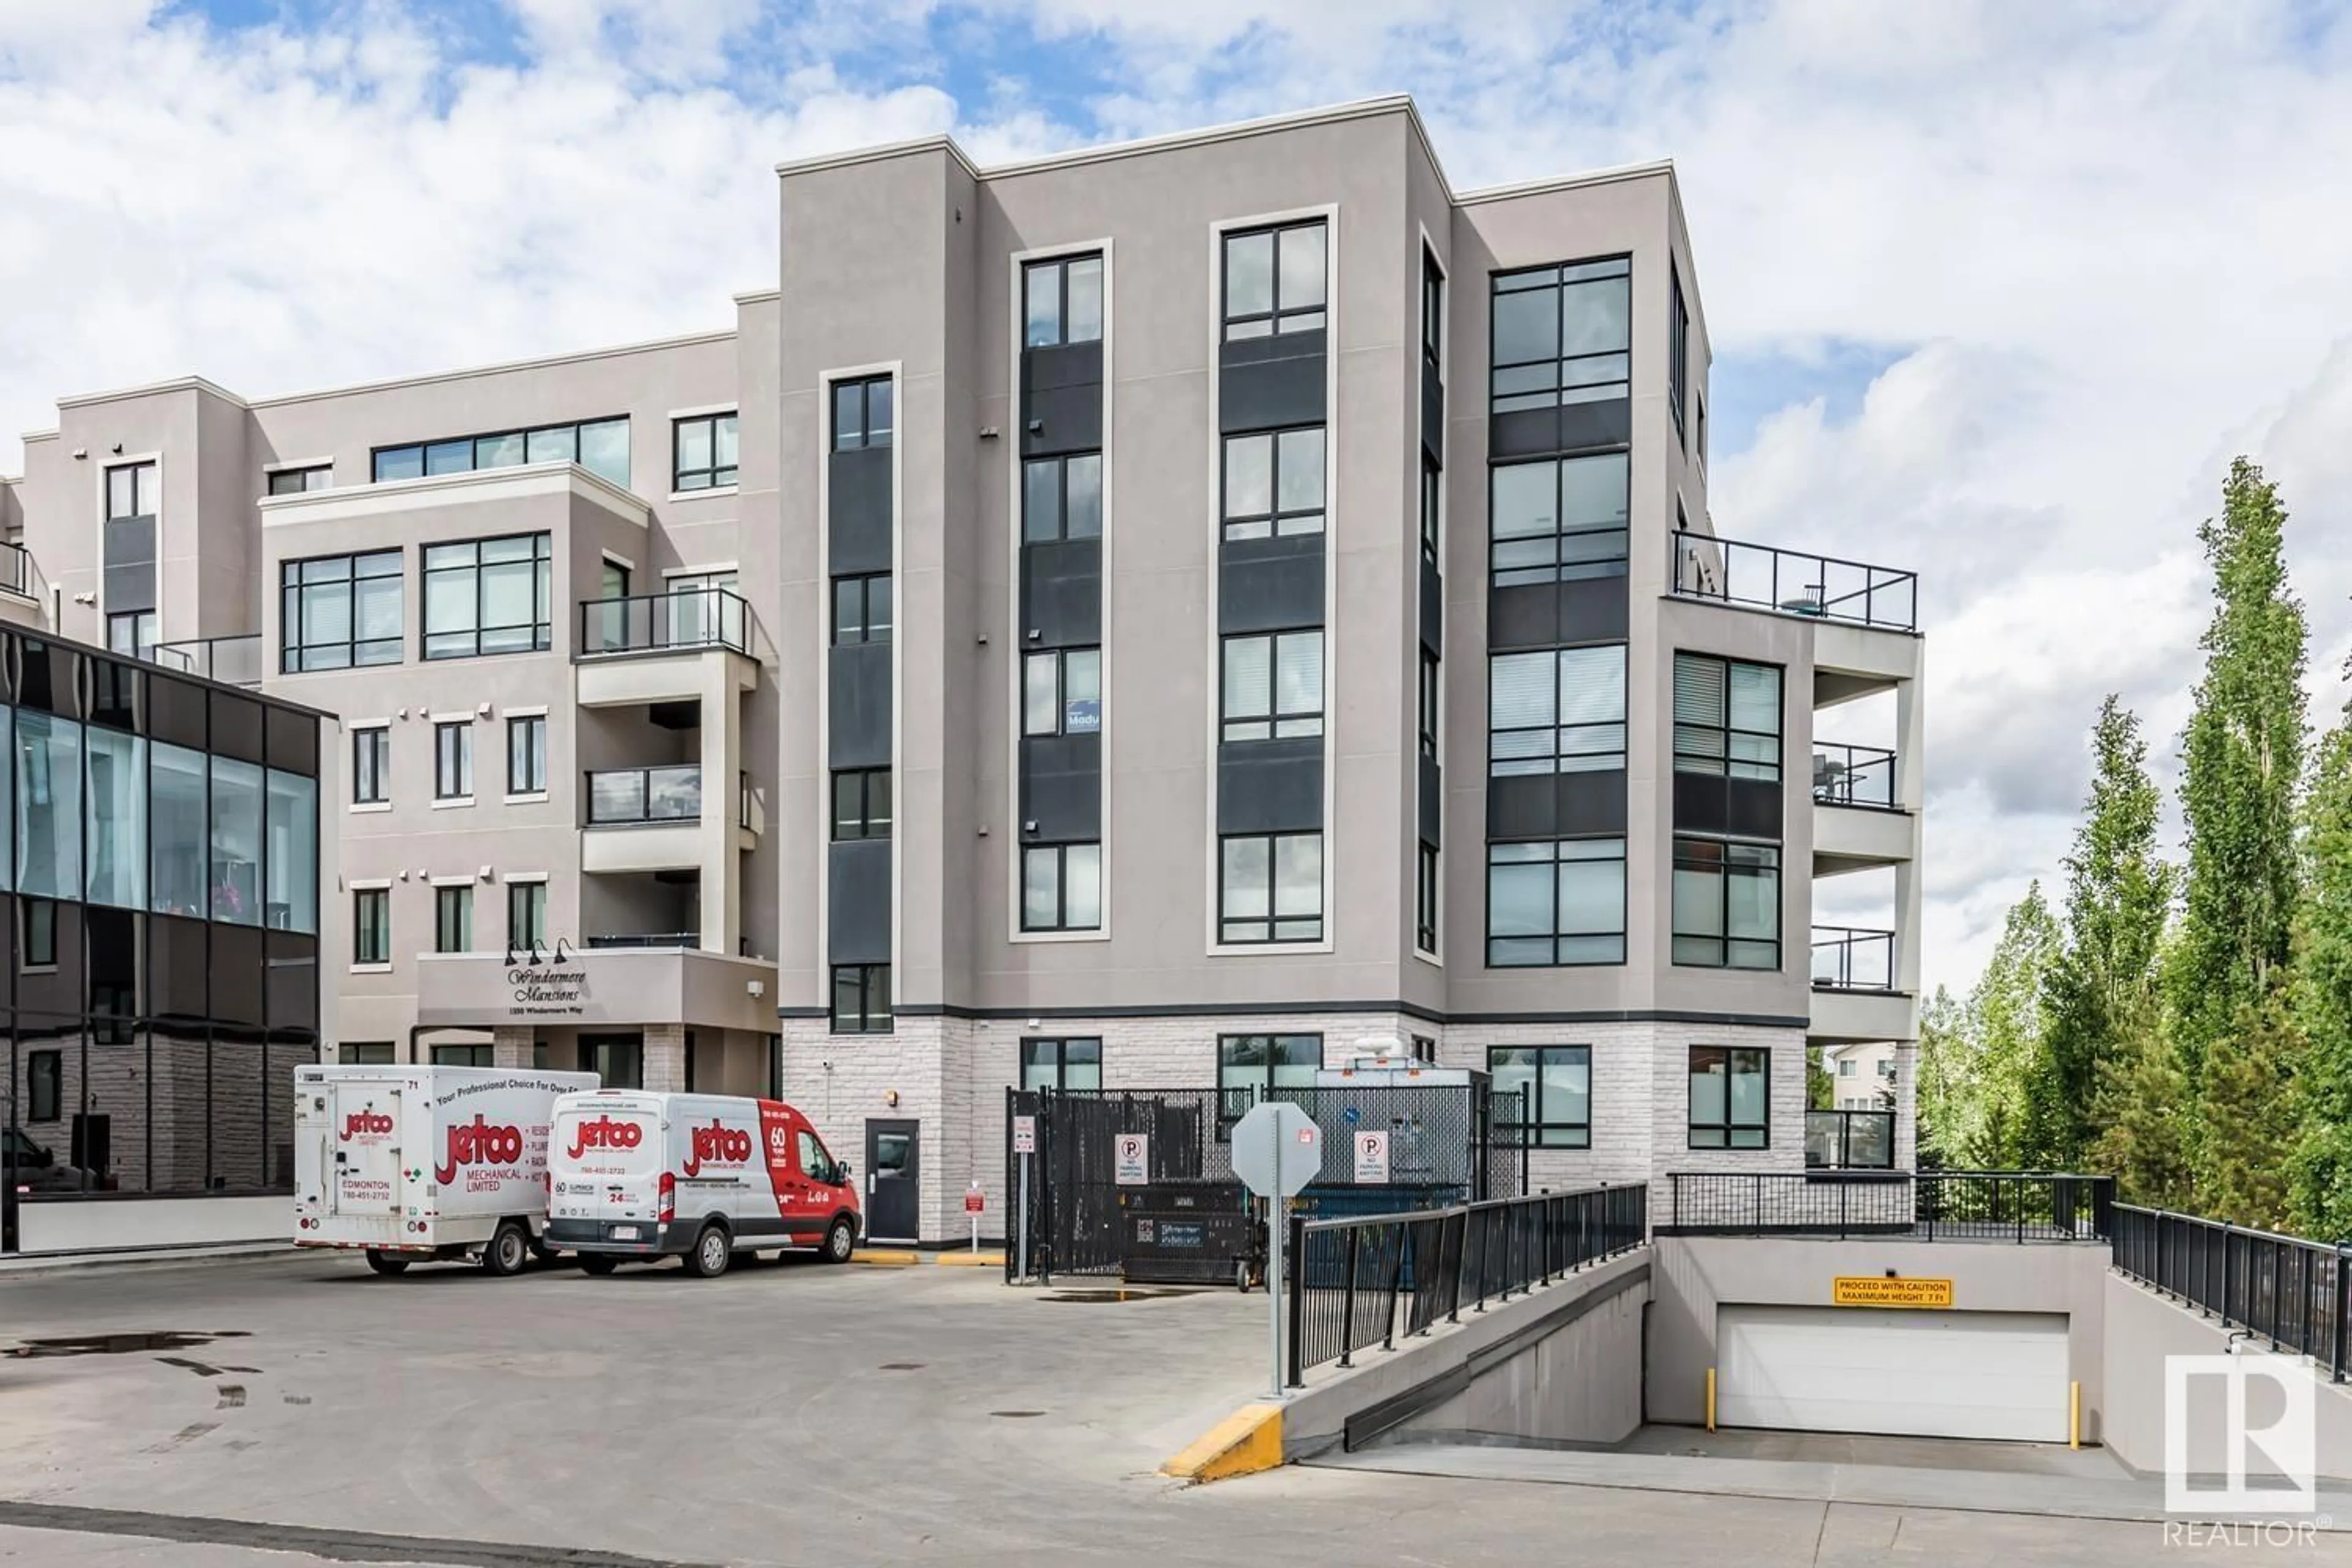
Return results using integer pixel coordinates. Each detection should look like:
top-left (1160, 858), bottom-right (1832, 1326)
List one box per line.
top-left (7, 0), bottom-right (2352, 992)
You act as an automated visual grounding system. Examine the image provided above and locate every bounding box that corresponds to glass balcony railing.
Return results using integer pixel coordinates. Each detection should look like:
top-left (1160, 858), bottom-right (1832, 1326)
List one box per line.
top-left (584, 932), bottom-right (701, 950)
top-left (1812, 743), bottom-right (1898, 809)
top-left (149, 634), bottom-right (263, 688)
top-left (584, 765), bottom-right (702, 826)
top-left (1672, 530), bottom-right (1918, 633)
top-left (1812, 925), bottom-right (1897, 991)
top-left (578, 589), bottom-right (747, 657)
top-left (0, 541), bottom-right (29, 598)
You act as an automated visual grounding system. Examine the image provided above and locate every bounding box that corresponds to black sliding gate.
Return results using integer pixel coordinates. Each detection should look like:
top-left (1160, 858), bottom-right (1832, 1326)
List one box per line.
top-left (1005, 1083), bottom-right (1526, 1283)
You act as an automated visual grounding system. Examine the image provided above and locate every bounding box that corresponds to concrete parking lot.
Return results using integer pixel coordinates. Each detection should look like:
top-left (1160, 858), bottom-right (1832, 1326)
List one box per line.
top-left (0, 1253), bottom-right (2343, 1567)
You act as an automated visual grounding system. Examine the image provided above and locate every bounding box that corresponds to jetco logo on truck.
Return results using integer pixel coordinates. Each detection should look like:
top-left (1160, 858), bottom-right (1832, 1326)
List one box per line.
top-left (563, 1116), bottom-right (644, 1159)
top-left (681, 1120), bottom-right (752, 1177)
top-left (341, 1110), bottom-right (394, 1140)
top-left (434, 1115), bottom-right (525, 1185)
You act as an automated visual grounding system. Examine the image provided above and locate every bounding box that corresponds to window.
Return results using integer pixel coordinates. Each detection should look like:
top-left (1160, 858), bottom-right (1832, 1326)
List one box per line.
top-left (265, 767), bottom-right (317, 934)
top-left (1022, 843), bottom-right (1101, 932)
top-left (432, 1043), bottom-right (492, 1067)
top-left (342, 1042), bottom-right (395, 1065)
top-left (831, 768), bottom-right (892, 840)
top-left (150, 741), bottom-right (206, 918)
top-left (1690, 1045), bottom-right (1771, 1149)
top-left (435, 886), bottom-right (473, 954)
top-left (1022, 452), bottom-right (1103, 542)
top-left (86, 725), bottom-right (148, 911)
top-left (508, 881), bottom-right (547, 951)
top-left (1415, 842), bottom-right (1438, 954)
top-left (795, 1127), bottom-right (837, 1182)
top-left (423, 533), bottom-right (552, 659)
top-left (1488, 1046), bottom-right (1591, 1149)
top-left (1488, 644), bottom-right (1627, 776)
top-left (1420, 455), bottom-right (1440, 564)
top-left (1670, 265), bottom-right (1690, 445)
top-left (434, 722), bottom-right (472, 801)
top-left (1023, 647), bottom-right (1101, 737)
top-left (209, 756), bottom-right (262, 926)
top-left (507, 715), bottom-right (546, 795)
top-left (1221, 427), bottom-right (1325, 540)
top-left (23, 899), bottom-right (56, 968)
top-left (1487, 839), bottom-right (1626, 967)
top-left (1218, 1035), bottom-right (1321, 1119)
top-left (1024, 254), bottom-right (1104, 348)
top-left (106, 611), bottom-right (156, 658)
top-left (1223, 221), bottom-right (1326, 340)
top-left (832, 573), bottom-right (893, 644)
top-left (1221, 630), bottom-right (1321, 742)
top-left (831, 963), bottom-right (891, 1034)
top-left (267, 465), bottom-right (332, 496)
top-left (353, 888), bottom-right (390, 965)
top-left (1695, 391), bottom-right (1708, 469)
top-left (17, 710), bottom-right (83, 899)
top-left (832, 376), bottom-right (894, 451)
top-left (372, 417), bottom-right (628, 488)
top-left (1020, 1037), bottom-right (1102, 1091)
top-left (1418, 650), bottom-right (1439, 758)
top-left (587, 1037), bottom-right (643, 1090)
top-left (279, 550), bottom-right (402, 673)
top-left (1837, 1058), bottom-right (1856, 1079)
top-left (1672, 839), bottom-right (1781, 970)
top-left (1219, 832), bottom-right (1322, 944)
top-left (1490, 257), bottom-right (1630, 413)
top-left (1490, 452), bottom-right (1629, 586)
top-left (1672, 654), bottom-right (1783, 782)
top-left (352, 727), bottom-right (389, 805)
top-left (107, 460), bottom-right (159, 521)
top-left (27, 1049), bottom-right (61, 1122)
top-left (672, 412), bottom-right (738, 491)
top-left (1422, 249), bottom-right (1444, 372)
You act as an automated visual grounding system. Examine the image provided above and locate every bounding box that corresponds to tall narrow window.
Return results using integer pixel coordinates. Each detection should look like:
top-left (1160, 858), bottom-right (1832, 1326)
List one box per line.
top-left (1221, 630), bottom-right (1322, 742)
top-left (1490, 257), bottom-right (1631, 413)
top-left (1420, 456), bottom-right (1440, 564)
top-left (1415, 843), bottom-right (1439, 954)
top-left (353, 888), bottom-right (390, 965)
top-left (1418, 650), bottom-right (1439, 759)
top-left (832, 377), bottom-right (894, 451)
top-left (672, 412), bottom-right (739, 491)
top-left (1689, 1046), bottom-right (1771, 1149)
top-left (1422, 249), bottom-right (1444, 372)
top-left (1672, 839), bottom-right (1781, 970)
top-left (831, 963), bottom-right (892, 1035)
top-left (353, 727), bottom-right (390, 805)
top-left (831, 768), bottom-right (892, 840)
top-left (1490, 453), bottom-right (1629, 586)
top-left (508, 881), bottom-right (547, 951)
top-left (434, 722), bottom-right (472, 801)
top-left (1022, 453), bottom-right (1104, 542)
top-left (26, 1049), bottom-right (61, 1122)
top-left (1222, 221), bottom-right (1326, 340)
top-left (1672, 653), bottom-right (1783, 782)
top-left (1221, 428), bottom-right (1325, 540)
top-left (1488, 644), bottom-right (1627, 776)
top-left (1021, 843), bottom-right (1102, 932)
top-left (1219, 832), bottom-right (1322, 944)
top-left (434, 886), bottom-right (473, 954)
top-left (832, 574), bottom-right (893, 645)
top-left (1023, 648), bottom-right (1101, 737)
top-left (506, 714), bottom-right (547, 795)
top-left (1670, 265), bottom-right (1691, 447)
top-left (1023, 254), bottom-right (1104, 348)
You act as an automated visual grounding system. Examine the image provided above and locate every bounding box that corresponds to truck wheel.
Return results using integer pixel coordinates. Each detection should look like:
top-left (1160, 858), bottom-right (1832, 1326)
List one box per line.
top-left (686, 1223), bottom-right (731, 1278)
top-left (363, 1251), bottom-right (409, 1277)
top-left (578, 1255), bottom-right (618, 1276)
top-left (821, 1216), bottom-right (857, 1265)
top-left (481, 1221), bottom-right (530, 1278)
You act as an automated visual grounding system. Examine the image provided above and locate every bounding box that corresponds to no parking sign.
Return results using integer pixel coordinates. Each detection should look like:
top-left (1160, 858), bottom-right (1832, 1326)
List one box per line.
top-left (1114, 1133), bottom-right (1149, 1185)
top-left (1353, 1130), bottom-right (1390, 1183)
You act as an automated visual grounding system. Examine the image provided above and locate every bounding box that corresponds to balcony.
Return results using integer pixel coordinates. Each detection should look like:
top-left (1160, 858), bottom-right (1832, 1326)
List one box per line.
top-left (1672, 530), bottom-right (1917, 633)
top-left (586, 764), bottom-right (702, 826)
top-left (1813, 743), bottom-right (1916, 873)
top-left (1810, 925), bottom-right (1913, 1043)
top-left (149, 634), bottom-right (263, 688)
top-left (1812, 743), bottom-right (1896, 809)
top-left (580, 764), bottom-right (756, 878)
top-left (0, 540), bottom-right (30, 598)
top-left (584, 932), bottom-right (702, 951)
top-left (578, 589), bottom-right (747, 659)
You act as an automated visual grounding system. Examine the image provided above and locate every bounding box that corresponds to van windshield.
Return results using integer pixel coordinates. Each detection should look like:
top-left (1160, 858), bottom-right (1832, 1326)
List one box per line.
top-left (554, 1107), bottom-right (657, 1172)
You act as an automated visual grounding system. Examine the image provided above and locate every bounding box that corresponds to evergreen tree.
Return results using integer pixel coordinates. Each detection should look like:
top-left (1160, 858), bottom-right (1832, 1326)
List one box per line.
top-left (2167, 459), bottom-right (2309, 1083)
top-left (2290, 714), bottom-right (2352, 1237)
top-left (2037, 698), bottom-right (2173, 1169)
top-left (2197, 987), bottom-right (2302, 1230)
top-left (2090, 1016), bottom-right (2196, 1208)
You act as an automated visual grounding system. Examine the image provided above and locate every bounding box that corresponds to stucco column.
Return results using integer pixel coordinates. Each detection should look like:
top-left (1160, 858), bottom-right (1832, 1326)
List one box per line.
top-left (644, 1023), bottom-right (688, 1094)
top-left (697, 656), bottom-right (744, 958)
top-left (492, 1027), bottom-right (535, 1070)
top-left (1894, 665), bottom-right (1927, 1006)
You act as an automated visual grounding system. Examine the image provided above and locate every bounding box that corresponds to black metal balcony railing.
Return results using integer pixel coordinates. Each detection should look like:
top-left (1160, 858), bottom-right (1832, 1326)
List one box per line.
top-left (1672, 530), bottom-right (1918, 633)
top-left (578, 589), bottom-right (747, 657)
top-left (1812, 925), bottom-right (1896, 990)
top-left (584, 765), bottom-right (701, 825)
top-left (1806, 1109), bottom-right (1895, 1170)
top-left (0, 540), bottom-right (29, 598)
top-left (584, 932), bottom-right (701, 950)
top-left (148, 634), bottom-right (263, 688)
top-left (1662, 1171), bottom-right (2114, 1242)
top-left (1813, 742), bottom-right (1898, 809)
top-left (2113, 1206), bottom-right (2352, 1379)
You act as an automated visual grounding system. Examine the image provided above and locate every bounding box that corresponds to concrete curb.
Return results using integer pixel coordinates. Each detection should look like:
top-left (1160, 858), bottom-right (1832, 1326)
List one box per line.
top-left (0, 1242), bottom-right (292, 1278)
top-left (851, 1249), bottom-right (1006, 1268)
top-left (1161, 1403), bottom-right (1285, 1483)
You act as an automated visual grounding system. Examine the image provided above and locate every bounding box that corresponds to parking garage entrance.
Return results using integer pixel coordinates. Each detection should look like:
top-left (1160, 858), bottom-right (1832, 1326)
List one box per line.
top-left (1004, 1081), bottom-right (1525, 1283)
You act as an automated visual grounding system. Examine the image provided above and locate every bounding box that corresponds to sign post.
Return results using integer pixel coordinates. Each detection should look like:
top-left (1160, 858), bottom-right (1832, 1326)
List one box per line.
top-left (1012, 1114), bottom-right (1036, 1283)
top-left (966, 1180), bottom-right (984, 1254)
top-left (1232, 1100), bottom-right (1320, 1400)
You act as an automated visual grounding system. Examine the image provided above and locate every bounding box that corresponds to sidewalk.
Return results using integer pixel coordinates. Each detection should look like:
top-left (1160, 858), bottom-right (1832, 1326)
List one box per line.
top-left (0, 1242), bottom-right (291, 1277)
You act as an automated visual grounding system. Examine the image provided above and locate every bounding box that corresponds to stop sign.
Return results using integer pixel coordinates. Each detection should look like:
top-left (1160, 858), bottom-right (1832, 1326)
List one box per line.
top-left (1231, 1101), bottom-right (1319, 1199)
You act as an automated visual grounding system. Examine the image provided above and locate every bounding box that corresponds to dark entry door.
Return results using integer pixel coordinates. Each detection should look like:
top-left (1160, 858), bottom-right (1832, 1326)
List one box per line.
top-left (864, 1120), bottom-right (920, 1244)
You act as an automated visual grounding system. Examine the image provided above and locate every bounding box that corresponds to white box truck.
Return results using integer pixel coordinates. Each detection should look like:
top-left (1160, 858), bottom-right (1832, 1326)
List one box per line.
top-left (292, 1063), bottom-right (597, 1276)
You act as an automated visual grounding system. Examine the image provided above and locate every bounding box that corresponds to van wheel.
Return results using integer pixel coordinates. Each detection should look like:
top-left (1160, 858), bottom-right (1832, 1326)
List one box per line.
top-left (481, 1221), bottom-right (530, 1278)
top-left (579, 1255), bottom-right (618, 1276)
top-left (821, 1216), bottom-right (857, 1265)
top-left (363, 1251), bottom-right (409, 1276)
top-left (686, 1223), bottom-right (731, 1278)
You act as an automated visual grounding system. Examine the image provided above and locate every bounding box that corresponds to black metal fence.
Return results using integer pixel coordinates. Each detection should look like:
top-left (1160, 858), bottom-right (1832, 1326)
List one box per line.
top-left (1660, 1170), bottom-right (2113, 1242)
top-left (1813, 742), bottom-right (1898, 808)
top-left (1285, 1185), bottom-right (1648, 1382)
top-left (1005, 1082), bottom-right (1526, 1281)
top-left (2113, 1205), bottom-right (2352, 1379)
top-left (1670, 529), bottom-right (1919, 632)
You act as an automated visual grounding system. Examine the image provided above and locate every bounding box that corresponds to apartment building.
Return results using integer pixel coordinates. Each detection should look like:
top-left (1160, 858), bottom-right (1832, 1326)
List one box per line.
top-left (0, 97), bottom-right (1924, 1245)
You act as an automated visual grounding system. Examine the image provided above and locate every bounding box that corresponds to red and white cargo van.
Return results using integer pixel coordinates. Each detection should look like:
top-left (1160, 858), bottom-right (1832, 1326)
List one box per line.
top-left (545, 1090), bottom-right (861, 1277)
top-left (292, 1063), bottom-right (598, 1276)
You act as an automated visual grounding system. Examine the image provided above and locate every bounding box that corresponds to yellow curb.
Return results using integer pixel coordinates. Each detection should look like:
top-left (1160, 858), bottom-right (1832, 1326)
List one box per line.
top-left (851, 1249), bottom-right (921, 1266)
top-left (935, 1251), bottom-right (1006, 1267)
top-left (1160, 1402), bottom-right (1284, 1483)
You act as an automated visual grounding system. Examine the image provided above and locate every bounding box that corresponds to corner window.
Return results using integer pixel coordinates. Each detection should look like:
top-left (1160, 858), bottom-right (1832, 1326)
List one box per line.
top-left (1221, 427), bottom-right (1325, 540)
top-left (1022, 843), bottom-right (1101, 932)
top-left (27, 1049), bottom-right (61, 1122)
top-left (1219, 831), bottom-right (1322, 944)
top-left (1690, 1045), bottom-right (1770, 1149)
top-left (673, 412), bottom-right (738, 491)
top-left (1488, 644), bottom-right (1626, 776)
top-left (832, 376), bottom-right (894, 451)
top-left (832, 573), bottom-right (893, 645)
top-left (1023, 452), bottom-right (1103, 543)
top-left (1488, 1046), bottom-right (1591, 1148)
top-left (281, 550), bottom-right (404, 673)
top-left (831, 963), bottom-right (891, 1035)
top-left (831, 768), bottom-right (892, 841)
top-left (1415, 842), bottom-right (1438, 954)
top-left (434, 886), bottom-right (472, 954)
top-left (1490, 257), bottom-right (1630, 413)
top-left (1672, 838), bottom-right (1781, 970)
top-left (1487, 839), bottom-right (1625, 967)
top-left (506, 714), bottom-right (547, 795)
top-left (1024, 254), bottom-right (1104, 349)
top-left (1670, 265), bottom-right (1690, 447)
top-left (1490, 453), bottom-right (1629, 586)
top-left (1023, 647), bottom-right (1101, 737)
top-left (1223, 220), bottom-right (1326, 341)
top-left (353, 888), bottom-right (390, 965)
top-left (353, 727), bottom-right (389, 805)
top-left (1221, 630), bottom-right (1322, 743)
top-left (508, 881), bottom-right (547, 951)
top-left (1020, 1037), bottom-right (1102, 1092)
top-left (266, 465), bottom-right (332, 496)
top-left (1672, 654), bottom-right (1783, 782)
top-left (422, 533), bottom-right (552, 660)
top-left (434, 722), bottom-right (472, 801)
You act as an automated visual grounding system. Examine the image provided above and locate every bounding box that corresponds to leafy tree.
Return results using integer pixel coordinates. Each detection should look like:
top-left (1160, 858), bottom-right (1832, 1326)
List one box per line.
top-left (2196, 987), bottom-right (2303, 1230)
top-left (2290, 714), bottom-right (2352, 1237)
top-left (2167, 459), bottom-right (2309, 1083)
top-left (1912, 986), bottom-right (1975, 1169)
top-left (2037, 698), bottom-right (2173, 1169)
top-left (1969, 883), bottom-right (2063, 1167)
top-left (1807, 1048), bottom-right (1834, 1112)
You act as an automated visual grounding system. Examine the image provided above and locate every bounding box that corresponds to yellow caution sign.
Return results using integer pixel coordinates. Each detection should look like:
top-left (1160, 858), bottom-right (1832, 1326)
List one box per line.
top-left (1831, 1275), bottom-right (1953, 1309)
